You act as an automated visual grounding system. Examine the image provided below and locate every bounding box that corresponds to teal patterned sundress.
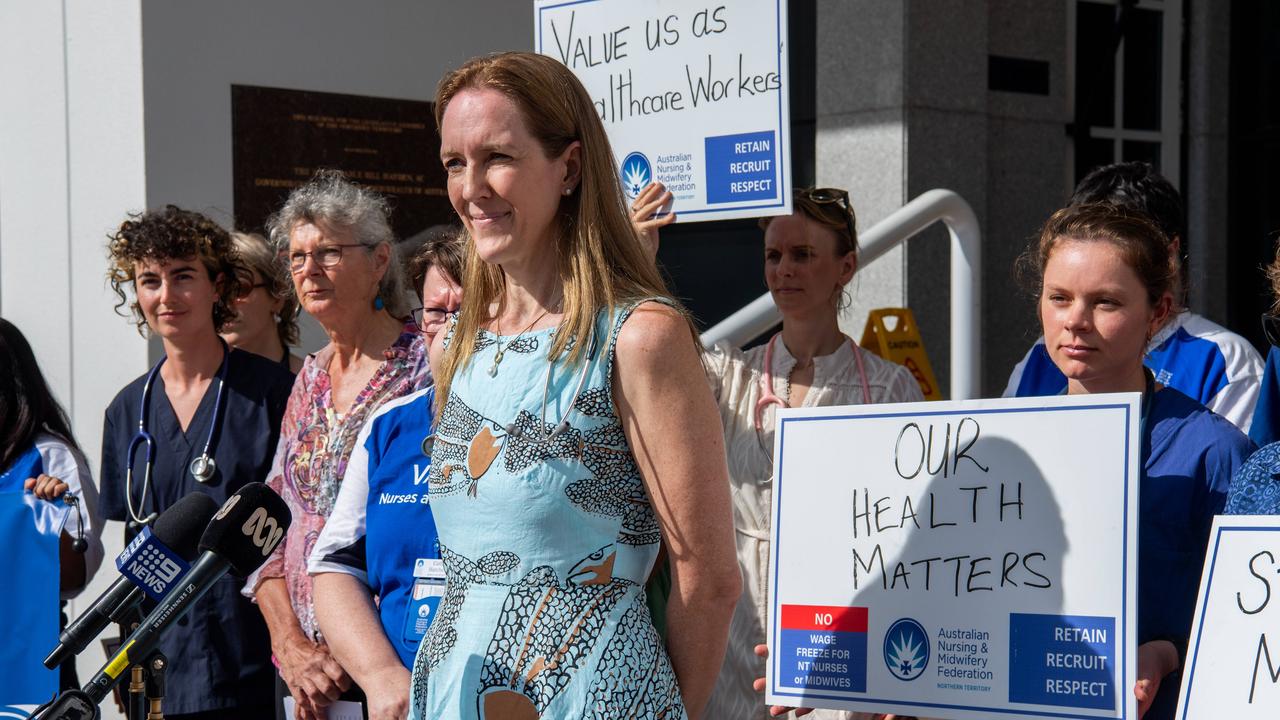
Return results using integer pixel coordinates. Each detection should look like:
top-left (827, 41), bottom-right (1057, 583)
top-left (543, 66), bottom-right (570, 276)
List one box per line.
top-left (408, 302), bottom-right (686, 719)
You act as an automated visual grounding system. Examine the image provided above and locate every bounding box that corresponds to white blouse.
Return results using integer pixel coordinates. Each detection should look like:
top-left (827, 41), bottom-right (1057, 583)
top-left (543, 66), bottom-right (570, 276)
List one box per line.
top-left (703, 337), bottom-right (924, 720)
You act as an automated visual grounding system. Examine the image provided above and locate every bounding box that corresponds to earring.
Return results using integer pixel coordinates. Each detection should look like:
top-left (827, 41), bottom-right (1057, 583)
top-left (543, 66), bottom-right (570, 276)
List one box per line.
top-left (373, 296), bottom-right (385, 311)
top-left (563, 187), bottom-right (573, 196)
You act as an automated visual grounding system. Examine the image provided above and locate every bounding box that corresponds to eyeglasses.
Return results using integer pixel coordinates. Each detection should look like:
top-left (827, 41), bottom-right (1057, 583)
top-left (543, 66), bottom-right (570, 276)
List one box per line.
top-left (235, 282), bottom-right (268, 299)
top-left (413, 306), bottom-right (451, 330)
top-left (797, 187), bottom-right (855, 240)
top-left (1262, 313), bottom-right (1280, 347)
top-left (287, 243), bottom-right (368, 272)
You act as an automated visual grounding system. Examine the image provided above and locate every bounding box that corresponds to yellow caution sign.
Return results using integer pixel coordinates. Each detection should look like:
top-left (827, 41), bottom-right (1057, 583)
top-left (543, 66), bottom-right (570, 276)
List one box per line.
top-left (859, 308), bottom-right (942, 400)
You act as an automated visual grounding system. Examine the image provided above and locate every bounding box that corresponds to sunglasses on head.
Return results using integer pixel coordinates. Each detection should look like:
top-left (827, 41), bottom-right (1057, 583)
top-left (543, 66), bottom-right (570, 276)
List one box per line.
top-left (796, 187), bottom-right (855, 240)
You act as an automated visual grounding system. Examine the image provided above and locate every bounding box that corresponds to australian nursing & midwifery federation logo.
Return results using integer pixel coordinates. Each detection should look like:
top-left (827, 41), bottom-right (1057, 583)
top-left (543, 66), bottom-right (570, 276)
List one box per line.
top-left (621, 151), bottom-right (651, 199)
top-left (884, 617), bottom-right (929, 681)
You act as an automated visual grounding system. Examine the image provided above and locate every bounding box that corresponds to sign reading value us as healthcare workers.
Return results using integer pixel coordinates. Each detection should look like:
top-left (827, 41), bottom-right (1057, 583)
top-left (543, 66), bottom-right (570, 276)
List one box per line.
top-left (1175, 516), bottom-right (1280, 718)
top-left (535, 0), bottom-right (792, 223)
top-left (766, 395), bottom-right (1142, 719)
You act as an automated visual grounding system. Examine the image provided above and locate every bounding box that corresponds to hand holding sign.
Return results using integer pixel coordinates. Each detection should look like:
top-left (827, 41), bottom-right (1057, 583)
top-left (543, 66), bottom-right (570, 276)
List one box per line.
top-left (631, 181), bottom-right (676, 259)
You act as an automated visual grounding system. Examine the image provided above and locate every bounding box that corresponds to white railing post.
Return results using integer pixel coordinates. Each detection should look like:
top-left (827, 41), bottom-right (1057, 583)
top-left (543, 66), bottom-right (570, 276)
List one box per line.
top-left (700, 189), bottom-right (982, 399)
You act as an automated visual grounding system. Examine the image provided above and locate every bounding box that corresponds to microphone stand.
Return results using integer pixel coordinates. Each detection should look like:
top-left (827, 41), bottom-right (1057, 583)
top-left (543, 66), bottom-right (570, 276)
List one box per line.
top-left (144, 652), bottom-right (166, 720)
top-left (125, 651), bottom-right (167, 720)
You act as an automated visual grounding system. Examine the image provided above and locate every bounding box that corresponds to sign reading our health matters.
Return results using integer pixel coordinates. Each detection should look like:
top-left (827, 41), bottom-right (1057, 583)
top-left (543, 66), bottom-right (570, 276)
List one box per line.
top-left (534, 0), bottom-right (792, 223)
top-left (766, 395), bottom-right (1141, 719)
top-left (1176, 516), bottom-right (1280, 718)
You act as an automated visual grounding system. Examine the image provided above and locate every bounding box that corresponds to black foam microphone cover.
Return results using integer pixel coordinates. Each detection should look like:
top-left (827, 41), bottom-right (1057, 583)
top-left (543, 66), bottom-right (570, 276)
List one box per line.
top-left (42, 492), bottom-right (219, 671)
top-left (198, 482), bottom-right (291, 577)
top-left (151, 492), bottom-right (220, 558)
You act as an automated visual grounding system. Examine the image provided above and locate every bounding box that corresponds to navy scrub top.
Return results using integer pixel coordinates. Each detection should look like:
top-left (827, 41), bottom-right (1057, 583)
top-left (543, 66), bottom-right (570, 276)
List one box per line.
top-left (100, 347), bottom-right (293, 715)
top-left (1138, 387), bottom-right (1253, 720)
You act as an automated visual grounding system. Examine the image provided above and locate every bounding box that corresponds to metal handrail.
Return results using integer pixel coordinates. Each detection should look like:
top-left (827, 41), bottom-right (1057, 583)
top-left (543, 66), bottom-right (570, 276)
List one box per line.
top-left (699, 189), bottom-right (982, 399)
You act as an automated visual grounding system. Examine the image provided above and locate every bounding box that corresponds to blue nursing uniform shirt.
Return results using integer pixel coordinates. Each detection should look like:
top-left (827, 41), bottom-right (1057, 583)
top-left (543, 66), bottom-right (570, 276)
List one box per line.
top-left (99, 347), bottom-right (293, 715)
top-left (1005, 312), bottom-right (1264, 432)
top-left (1139, 387), bottom-right (1253, 720)
top-left (310, 386), bottom-right (441, 668)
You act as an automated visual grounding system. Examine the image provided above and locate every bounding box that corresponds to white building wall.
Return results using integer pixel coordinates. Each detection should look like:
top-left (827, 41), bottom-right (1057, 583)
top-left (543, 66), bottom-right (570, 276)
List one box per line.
top-left (2, 0), bottom-right (530, 708)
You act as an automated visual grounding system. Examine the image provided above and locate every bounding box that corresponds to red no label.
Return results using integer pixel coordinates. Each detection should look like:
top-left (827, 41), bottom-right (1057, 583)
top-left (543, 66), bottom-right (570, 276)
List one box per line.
top-left (780, 604), bottom-right (868, 632)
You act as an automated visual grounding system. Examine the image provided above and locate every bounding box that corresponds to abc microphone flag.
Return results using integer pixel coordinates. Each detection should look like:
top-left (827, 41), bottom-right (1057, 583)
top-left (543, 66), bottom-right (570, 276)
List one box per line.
top-left (43, 492), bottom-right (218, 669)
top-left (80, 483), bottom-right (290, 705)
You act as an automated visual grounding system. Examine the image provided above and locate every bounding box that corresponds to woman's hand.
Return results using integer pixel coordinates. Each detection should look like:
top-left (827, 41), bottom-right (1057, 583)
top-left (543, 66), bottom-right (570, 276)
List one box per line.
top-left (630, 182), bottom-right (676, 260)
top-left (361, 664), bottom-right (411, 720)
top-left (277, 635), bottom-right (352, 720)
top-left (751, 644), bottom-right (813, 717)
top-left (257, 577), bottom-right (351, 720)
top-left (1134, 639), bottom-right (1179, 718)
top-left (24, 473), bottom-right (69, 500)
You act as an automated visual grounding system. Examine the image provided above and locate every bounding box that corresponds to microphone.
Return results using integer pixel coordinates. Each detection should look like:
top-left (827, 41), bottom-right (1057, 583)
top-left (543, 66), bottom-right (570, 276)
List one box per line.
top-left (43, 493), bottom-right (218, 669)
top-left (80, 482), bottom-right (290, 704)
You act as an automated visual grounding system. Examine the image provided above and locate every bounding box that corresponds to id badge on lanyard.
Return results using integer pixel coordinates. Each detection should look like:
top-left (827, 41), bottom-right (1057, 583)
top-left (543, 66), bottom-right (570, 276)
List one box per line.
top-left (402, 557), bottom-right (446, 645)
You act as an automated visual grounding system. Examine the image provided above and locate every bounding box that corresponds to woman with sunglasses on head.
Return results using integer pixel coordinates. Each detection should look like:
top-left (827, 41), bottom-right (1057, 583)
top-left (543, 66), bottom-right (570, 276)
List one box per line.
top-left (243, 170), bottom-right (429, 720)
top-left (222, 231), bottom-right (304, 374)
top-left (99, 206), bottom-right (295, 719)
top-left (635, 183), bottom-right (924, 719)
top-left (309, 229), bottom-right (463, 720)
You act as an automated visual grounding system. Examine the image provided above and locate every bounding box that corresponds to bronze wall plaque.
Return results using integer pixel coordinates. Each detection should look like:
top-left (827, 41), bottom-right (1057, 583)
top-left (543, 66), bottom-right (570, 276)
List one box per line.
top-left (232, 84), bottom-right (453, 240)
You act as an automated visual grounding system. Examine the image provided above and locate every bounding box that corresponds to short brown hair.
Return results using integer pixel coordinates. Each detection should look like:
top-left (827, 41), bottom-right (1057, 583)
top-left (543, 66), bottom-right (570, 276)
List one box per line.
top-left (107, 206), bottom-right (240, 335)
top-left (405, 225), bottom-right (465, 299)
top-left (1020, 203), bottom-right (1176, 307)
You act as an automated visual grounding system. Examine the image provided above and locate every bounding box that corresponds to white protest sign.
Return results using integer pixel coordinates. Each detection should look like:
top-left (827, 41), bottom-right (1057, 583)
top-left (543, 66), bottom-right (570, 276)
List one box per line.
top-left (766, 395), bottom-right (1141, 719)
top-left (1176, 516), bottom-right (1280, 717)
top-left (534, 0), bottom-right (792, 223)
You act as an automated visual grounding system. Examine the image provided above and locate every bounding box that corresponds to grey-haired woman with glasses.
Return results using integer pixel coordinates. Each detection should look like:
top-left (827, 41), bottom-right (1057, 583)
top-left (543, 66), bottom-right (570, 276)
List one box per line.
top-left (635, 183), bottom-right (925, 720)
top-left (243, 169), bottom-right (429, 720)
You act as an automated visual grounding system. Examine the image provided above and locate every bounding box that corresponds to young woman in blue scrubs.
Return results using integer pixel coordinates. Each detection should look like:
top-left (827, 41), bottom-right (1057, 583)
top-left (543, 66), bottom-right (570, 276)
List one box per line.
top-left (1025, 203), bottom-right (1253, 719)
top-left (309, 229), bottom-right (463, 720)
top-left (98, 206), bottom-right (295, 719)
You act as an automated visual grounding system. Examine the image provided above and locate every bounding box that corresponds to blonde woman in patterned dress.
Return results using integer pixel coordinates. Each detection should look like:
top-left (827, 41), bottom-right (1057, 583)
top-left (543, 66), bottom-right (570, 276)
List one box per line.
top-left (408, 52), bottom-right (740, 719)
top-left (635, 184), bottom-right (925, 720)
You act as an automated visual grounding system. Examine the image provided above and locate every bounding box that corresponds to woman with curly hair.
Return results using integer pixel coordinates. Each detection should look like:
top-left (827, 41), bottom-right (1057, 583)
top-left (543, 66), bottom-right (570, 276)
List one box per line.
top-left (99, 205), bottom-right (295, 719)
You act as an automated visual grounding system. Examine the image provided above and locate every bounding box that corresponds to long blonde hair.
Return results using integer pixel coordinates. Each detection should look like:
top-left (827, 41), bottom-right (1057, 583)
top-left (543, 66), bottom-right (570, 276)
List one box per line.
top-left (433, 52), bottom-right (691, 410)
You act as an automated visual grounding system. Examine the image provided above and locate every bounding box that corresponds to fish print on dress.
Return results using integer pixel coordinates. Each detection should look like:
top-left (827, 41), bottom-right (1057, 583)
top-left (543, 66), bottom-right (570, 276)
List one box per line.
top-left (408, 301), bottom-right (685, 720)
top-left (413, 544), bottom-right (521, 677)
top-left (584, 602), bottom-right (685, 718)
top-left (475, 550), bottom-right (634, 717)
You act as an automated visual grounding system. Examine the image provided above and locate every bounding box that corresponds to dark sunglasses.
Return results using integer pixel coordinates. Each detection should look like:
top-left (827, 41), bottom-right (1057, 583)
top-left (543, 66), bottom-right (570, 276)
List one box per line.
top-left (1262, 313), bottom-right (1280, 347)
top-left (796, 187), bottom-right (855, 240)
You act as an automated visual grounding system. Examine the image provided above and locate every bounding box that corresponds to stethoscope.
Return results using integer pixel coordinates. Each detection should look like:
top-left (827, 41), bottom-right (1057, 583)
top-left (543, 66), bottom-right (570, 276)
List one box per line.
top-left (420, 324), bottom-right (600, 456)
top-left (753, 332), bottom-right (870, 447)
top-left (125, 339), bottom-right (230, 527)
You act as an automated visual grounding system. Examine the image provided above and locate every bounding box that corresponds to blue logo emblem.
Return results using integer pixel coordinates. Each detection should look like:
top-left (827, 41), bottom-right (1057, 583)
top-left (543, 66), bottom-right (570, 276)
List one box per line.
top-left (621, 152), bottom-right (651, 199)
top-left (884, 618), bottom-right (929, 681)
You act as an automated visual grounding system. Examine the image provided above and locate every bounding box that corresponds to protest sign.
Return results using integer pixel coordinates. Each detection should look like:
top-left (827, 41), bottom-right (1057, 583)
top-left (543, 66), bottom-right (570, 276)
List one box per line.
top-left (534, 0), bottom-right (792, 222)
top-left (1176, 516), bottom-right (1280, 718)
top-left (765, 395), bottom-right (1141, 719)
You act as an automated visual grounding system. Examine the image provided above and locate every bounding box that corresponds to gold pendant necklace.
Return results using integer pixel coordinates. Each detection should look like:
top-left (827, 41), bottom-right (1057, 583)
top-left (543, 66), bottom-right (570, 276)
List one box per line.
top-left (487, 309), bottom-right (551, 377)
